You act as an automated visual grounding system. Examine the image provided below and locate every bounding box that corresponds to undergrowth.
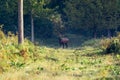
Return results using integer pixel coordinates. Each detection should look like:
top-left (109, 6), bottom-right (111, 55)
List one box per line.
top-left (0, 30), bottom-right (49, 73)
top-left (101, 34), bottom-right (120, 54)
top-left (0, 30), bottom-right (120, 80)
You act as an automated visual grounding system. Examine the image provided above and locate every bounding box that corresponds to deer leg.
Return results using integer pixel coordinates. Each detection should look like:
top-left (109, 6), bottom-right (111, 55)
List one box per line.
top-left (65, 43), bottom-right (68, 48)
top-left (63, 43), bottom-right (64, 48)
top-left (60, 43), bottom-right (62, 47)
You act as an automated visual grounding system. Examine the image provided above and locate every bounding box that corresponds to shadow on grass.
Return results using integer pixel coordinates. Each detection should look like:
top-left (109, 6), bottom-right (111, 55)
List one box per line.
top-left (94, 76), bottom-right (120, 80)
top-left (35, 34), bottom-right (89, 49)
top-left (73, 47), bottom-right (105, 57)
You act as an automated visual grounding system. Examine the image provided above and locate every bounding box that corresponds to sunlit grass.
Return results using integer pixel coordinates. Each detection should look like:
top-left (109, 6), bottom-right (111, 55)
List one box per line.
top-left (0, 31), bottom-right (120, 80)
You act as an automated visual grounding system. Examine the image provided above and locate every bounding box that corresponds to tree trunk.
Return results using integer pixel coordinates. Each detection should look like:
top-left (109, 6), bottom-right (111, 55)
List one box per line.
top-left (115, 28), bottom-right (118, 36)
top-left (93, 26), bottom-right (97, 39)
top-left (107, 29), bottom-right (111, 38)
top-left (18, 0), bottom-right (24, 44)
top-left (31, 14), bottom-right (34, 43)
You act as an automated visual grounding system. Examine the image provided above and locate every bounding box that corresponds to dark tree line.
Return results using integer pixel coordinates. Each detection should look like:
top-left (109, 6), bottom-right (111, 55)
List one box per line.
top-left (0, 0), bottom-right (120, 42)
top-left (63, 0), bottom-right (120, 38)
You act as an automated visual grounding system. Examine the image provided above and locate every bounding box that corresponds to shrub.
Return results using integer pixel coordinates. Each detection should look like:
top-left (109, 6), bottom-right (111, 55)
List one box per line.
top-left (101, 36), bottom-right (120, 54)
top-left (0, 25), bottom-right (6, 39)
top-left (81, 39), bottom-right (101, 47)
top-left (100, 38), bottom-right (111, 50)
top-left (0, 30), bottom-right (42, 70)
top-left (106, 38), bottom-right (120, 54)
top-left (0, 30), bottom-right (5, 39)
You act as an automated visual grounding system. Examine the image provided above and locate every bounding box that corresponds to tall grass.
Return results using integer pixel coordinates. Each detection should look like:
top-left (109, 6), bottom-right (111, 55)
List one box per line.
top-left (0, 31), bottom-right (120, 80)
top-left (0, 30), bottom-right (49, 73)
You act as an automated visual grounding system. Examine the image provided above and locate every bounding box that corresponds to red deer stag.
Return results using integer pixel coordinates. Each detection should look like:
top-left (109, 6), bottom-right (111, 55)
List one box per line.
top-left (58, 36), bottom-right (69, 48)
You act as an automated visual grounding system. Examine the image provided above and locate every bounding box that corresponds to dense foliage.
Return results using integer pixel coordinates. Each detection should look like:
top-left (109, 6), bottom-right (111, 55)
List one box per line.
top-left (101, 34), bottom-right (120, 54)
top-left (0, 30), bottom-right (49, 72)
top-left (63, 0), bottom-right (120, 37)
top-left (0, 0), bottom-right (120, 40)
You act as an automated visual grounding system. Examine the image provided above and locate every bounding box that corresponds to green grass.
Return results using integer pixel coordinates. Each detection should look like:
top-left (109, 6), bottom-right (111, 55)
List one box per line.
top-left (1, 48), bottom-right (120, 80)
top-left (0, 32), bottom-right (120, 80)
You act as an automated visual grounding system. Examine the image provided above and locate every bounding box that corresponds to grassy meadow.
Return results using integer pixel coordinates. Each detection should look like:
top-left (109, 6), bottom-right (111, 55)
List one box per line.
top-left (0, 31), bottom-right (120, 80)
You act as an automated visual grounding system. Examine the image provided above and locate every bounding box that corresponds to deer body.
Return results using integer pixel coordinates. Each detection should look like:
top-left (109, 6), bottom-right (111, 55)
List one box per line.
top-left (59, 37), bottom-right (69, 48)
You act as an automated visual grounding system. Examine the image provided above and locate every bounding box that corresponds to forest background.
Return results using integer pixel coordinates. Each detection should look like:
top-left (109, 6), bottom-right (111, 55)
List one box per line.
top-left (0, 0), bottom-right (120, 41)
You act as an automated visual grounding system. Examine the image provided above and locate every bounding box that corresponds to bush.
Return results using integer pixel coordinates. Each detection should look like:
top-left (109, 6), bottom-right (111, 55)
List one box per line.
top-left (81, 39), bottom-right (101, 47)
top-left (101, 36), bottom-right (120, 54)
top-left (0, 30), bottom-right (5, 39)
top-left (106, 38), bottom-right (120, 54)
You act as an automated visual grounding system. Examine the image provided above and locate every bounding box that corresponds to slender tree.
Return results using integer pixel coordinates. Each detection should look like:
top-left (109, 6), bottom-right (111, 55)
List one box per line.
top-left (18, 0), bottom-right (24, 44)
top-left (24, 0), bottom-right (53, 42)
top-left (31, 12), bottom-right (34, 42)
